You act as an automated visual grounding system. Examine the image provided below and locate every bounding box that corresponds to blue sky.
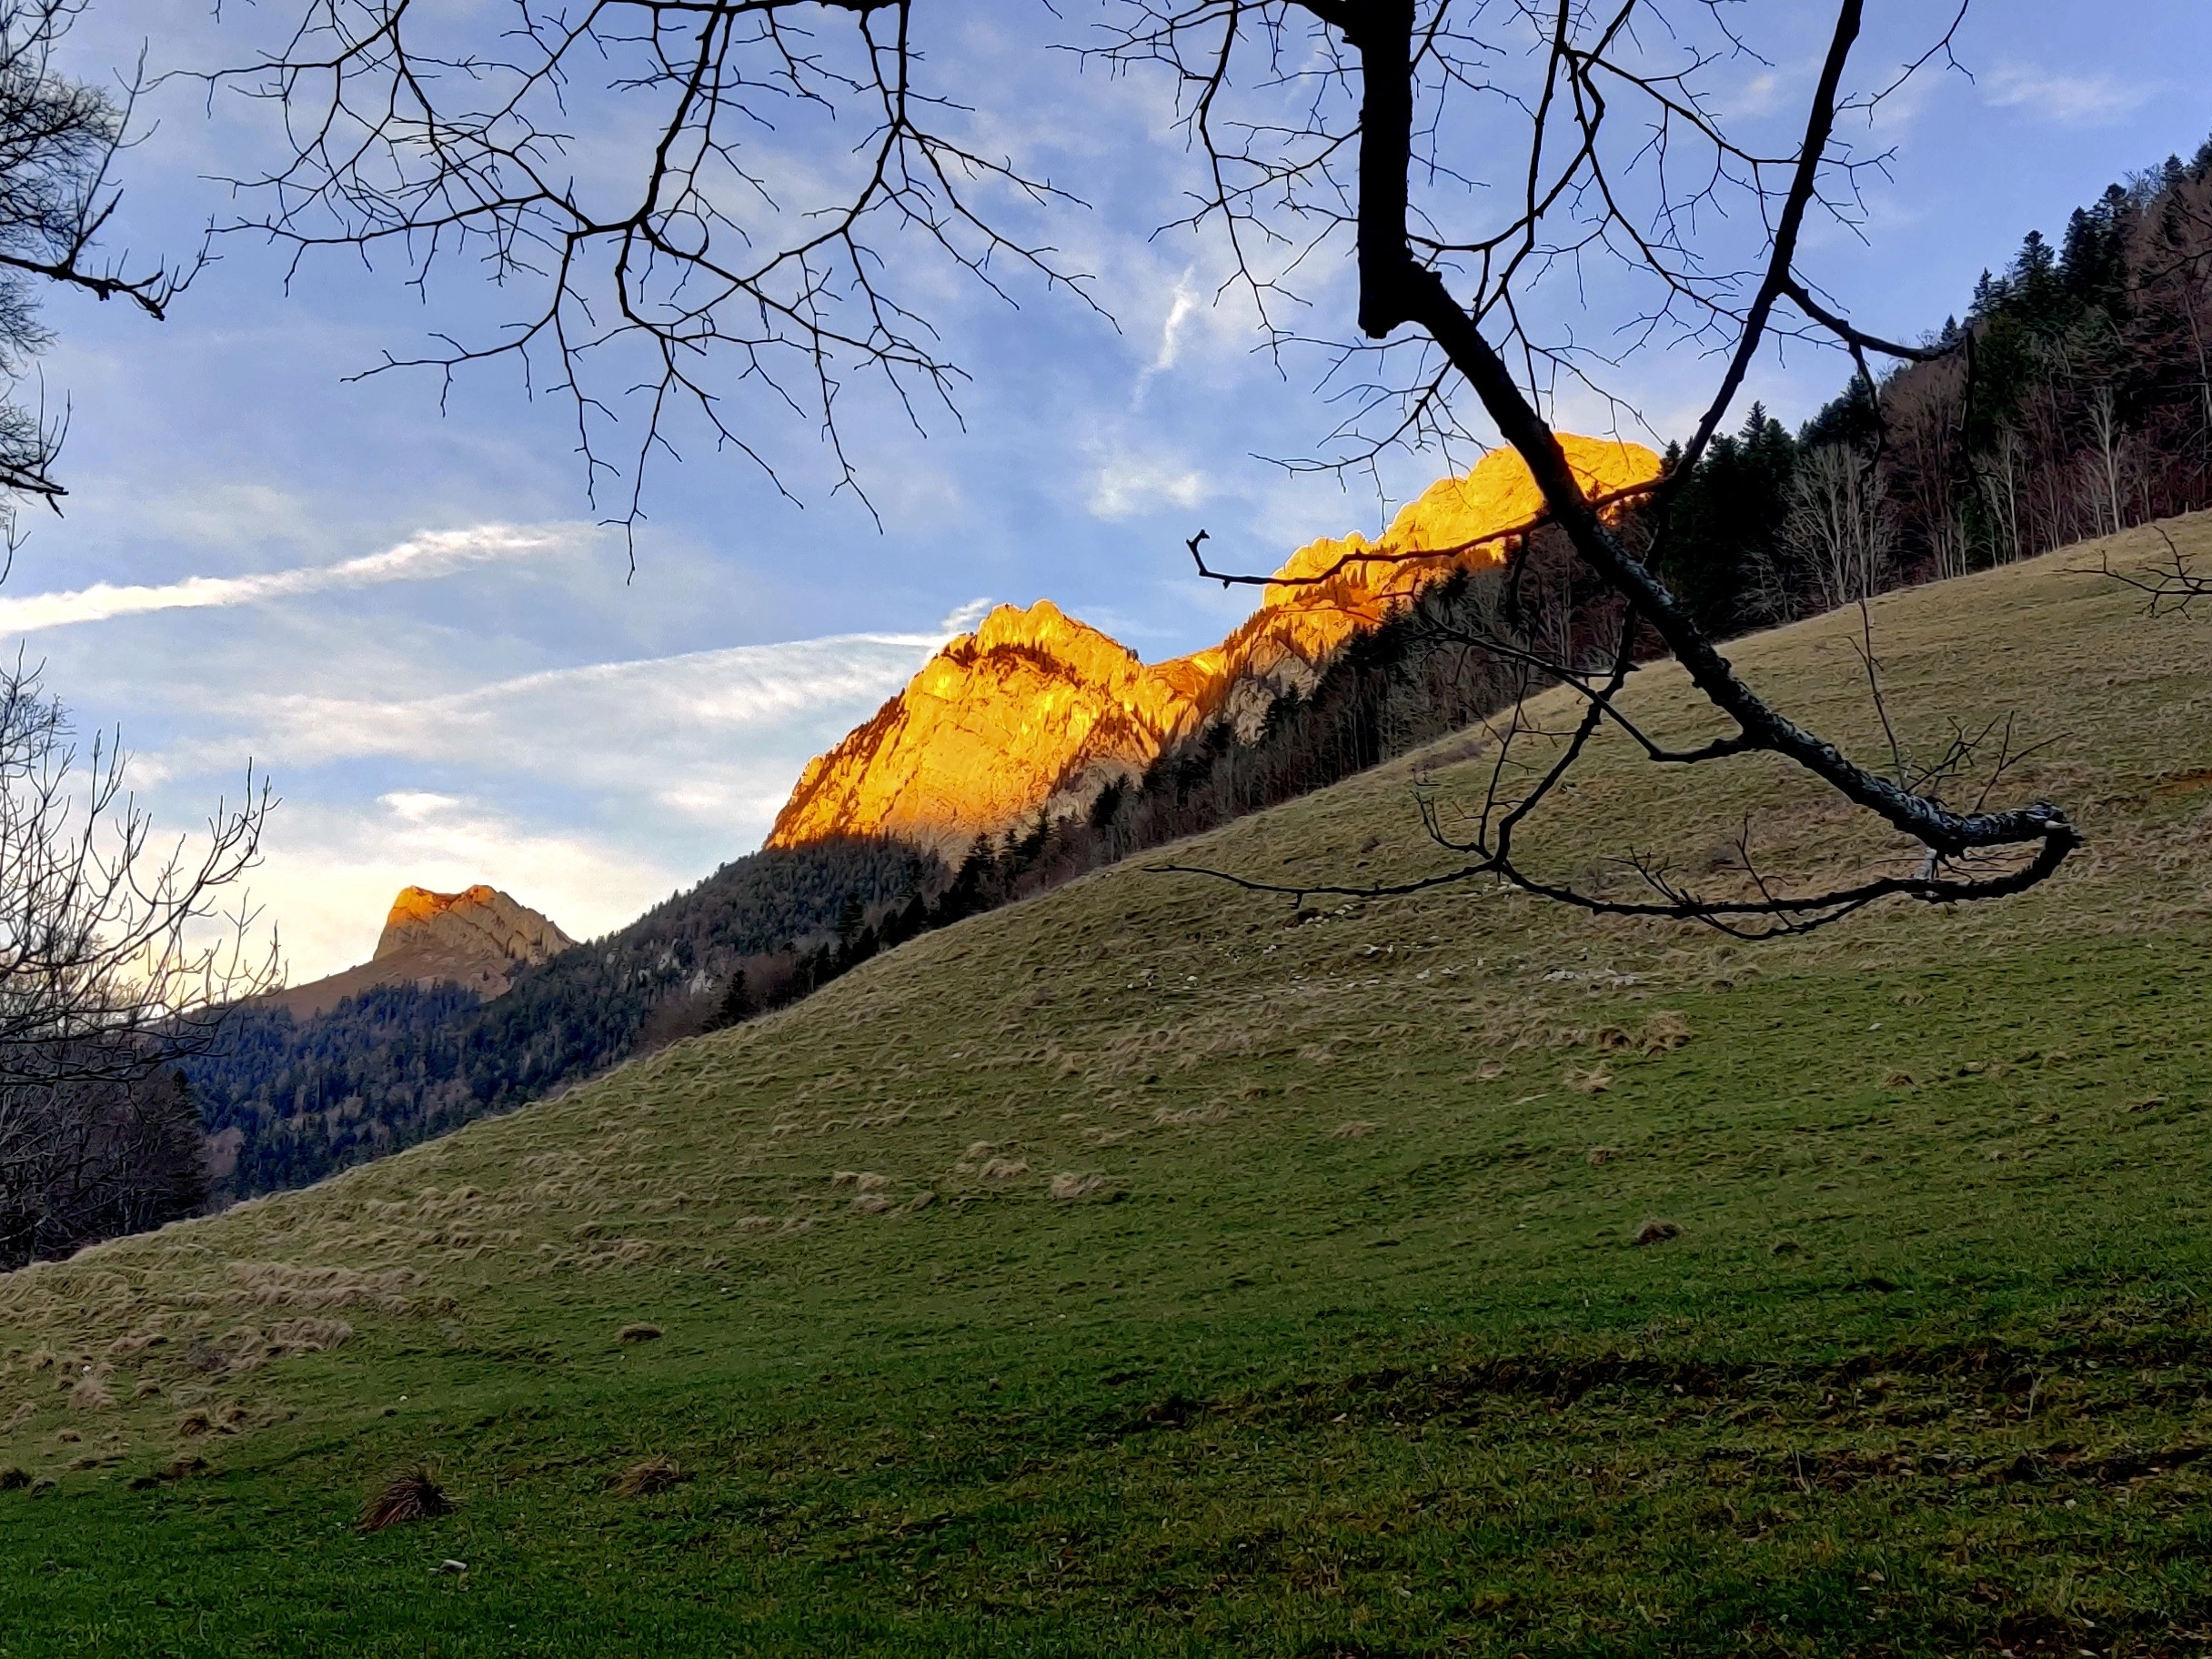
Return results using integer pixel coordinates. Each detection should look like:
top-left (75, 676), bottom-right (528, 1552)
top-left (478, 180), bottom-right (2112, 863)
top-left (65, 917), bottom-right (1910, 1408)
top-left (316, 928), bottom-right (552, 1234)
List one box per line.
top-left (11, 0), bottom-right (2210, 979)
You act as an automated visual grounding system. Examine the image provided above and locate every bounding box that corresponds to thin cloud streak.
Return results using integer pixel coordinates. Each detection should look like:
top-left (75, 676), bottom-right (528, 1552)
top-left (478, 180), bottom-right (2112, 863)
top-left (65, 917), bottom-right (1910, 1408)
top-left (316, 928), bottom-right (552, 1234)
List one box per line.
top-left (150, 599), bottom-right (999, 791)
top-left (0, 523), bottom-right (597, 634)
top-left (1979, 62), bottom-right (2153, 127)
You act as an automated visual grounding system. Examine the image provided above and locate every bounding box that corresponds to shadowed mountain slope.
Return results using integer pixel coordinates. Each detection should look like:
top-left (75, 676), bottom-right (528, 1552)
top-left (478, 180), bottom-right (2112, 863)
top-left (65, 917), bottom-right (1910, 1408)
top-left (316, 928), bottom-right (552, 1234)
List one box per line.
top-left (8, 522), bottom-right (2212, 1654)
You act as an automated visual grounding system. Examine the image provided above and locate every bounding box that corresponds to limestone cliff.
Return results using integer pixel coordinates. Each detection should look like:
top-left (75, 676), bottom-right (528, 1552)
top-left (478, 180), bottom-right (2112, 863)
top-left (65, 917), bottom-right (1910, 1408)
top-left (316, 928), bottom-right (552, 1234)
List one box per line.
top-left (375, 884), bottom-right (575, 968)
top-left (767, 437), bottom-right (1661, 858)
top-left (268, 885), bottom-right (576, 1020)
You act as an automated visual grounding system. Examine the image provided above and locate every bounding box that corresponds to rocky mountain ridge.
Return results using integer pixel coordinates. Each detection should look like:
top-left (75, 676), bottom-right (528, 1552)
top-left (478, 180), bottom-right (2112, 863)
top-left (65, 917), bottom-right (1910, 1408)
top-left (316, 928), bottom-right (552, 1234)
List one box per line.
top-left (266, 884), bottom-right (576, 1020)
top-left (768, 437), bottom-right (1661, 857)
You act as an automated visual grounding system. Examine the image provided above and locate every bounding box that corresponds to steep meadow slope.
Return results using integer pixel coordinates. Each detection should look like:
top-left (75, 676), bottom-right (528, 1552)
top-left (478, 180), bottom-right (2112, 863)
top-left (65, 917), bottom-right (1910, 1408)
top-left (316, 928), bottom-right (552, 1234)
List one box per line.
top-left (7, 523), bottom-right (2212, 1655)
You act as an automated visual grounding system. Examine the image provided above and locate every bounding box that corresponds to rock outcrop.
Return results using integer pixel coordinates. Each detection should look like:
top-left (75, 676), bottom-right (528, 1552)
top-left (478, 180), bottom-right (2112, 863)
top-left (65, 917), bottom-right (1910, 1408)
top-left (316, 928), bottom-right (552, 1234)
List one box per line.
top-left (267, 885), bottom-right (576, 1020)
top-left (767, 437), bottom-right (1662, 859)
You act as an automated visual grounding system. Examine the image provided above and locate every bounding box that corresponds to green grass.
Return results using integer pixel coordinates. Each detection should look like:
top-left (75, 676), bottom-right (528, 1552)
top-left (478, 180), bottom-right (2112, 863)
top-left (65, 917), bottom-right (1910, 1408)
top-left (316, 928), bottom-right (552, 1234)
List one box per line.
top-left (8, 525), bottom-right (2212, 1654)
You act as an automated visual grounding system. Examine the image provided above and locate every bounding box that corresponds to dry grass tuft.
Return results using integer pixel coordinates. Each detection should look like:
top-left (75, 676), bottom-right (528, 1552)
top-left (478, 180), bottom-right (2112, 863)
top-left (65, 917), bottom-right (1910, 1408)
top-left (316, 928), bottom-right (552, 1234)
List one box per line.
top-left (67, 1378), bottom-right (114, 1412)
top-left (1151, 1103), bottom-right (1232, 1126)
top-left (1564, 1066), bottom-right (1613, 1095)
top-left (907, 1191), bottom-right (937, 1212)
top-left (979, 1157), bottom-right (1031, 1181)
top-left (1332, 1121), bottom-right (1379, 1139)
top-left (1586, 1146), bottom-right (1616, 1166)
top-left (0, 1466), bottom-right (25, 1491)
top-left (173, 1411), bottom-right (211, 1439)
top-left (850, 1192), bottom-right (893, 1214)
top-left (359, 1463), bottom-right (451, 1532)
top-left (1049, 1172), bottom-right (1108, 1201)
top-left (612, 1455), bottom-right (687, 1498)
top-left (733, 1215), bottom-right (777, 1232)
top-left (1474, 1061), bottom-right (1507, 1083)
top-left (616, 1322), bottom-right (662, 1344)
top-left (1638, 1012), bottom-right (1694, 1053)
top-left (1634, 1218), bottom-right (1682, 1246)
top-left (266, 1317), bottom-right (353, 1354)
top-left (1882, 1071), bottom-right (1919, 1090)
top-left (54, 1427), bottom-right (80, 1443)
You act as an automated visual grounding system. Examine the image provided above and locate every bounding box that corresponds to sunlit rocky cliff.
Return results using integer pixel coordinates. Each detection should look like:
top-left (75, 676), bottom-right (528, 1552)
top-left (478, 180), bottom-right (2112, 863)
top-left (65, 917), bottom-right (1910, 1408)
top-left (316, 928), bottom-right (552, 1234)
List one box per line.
top-left (267, 885), bottom-right (576, 1019)
top-left (767, 437), bottom-right (1661, 858)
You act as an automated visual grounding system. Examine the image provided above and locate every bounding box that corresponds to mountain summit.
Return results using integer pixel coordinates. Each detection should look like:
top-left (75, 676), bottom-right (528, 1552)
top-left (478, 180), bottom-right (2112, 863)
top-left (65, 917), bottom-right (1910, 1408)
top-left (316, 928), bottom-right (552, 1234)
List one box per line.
top-left (375, 884), bottom-right (574, 968)
top-left (268, 884), bottom-right (576, 1020)
top-left (768, 437), bottom-right (1660, 858)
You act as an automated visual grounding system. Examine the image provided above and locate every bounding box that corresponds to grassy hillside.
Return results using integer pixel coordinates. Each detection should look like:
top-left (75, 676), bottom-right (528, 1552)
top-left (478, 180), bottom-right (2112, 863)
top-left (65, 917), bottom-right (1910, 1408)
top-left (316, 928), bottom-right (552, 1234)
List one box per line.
top-left (7, 524), bottom-right (2212, 1656)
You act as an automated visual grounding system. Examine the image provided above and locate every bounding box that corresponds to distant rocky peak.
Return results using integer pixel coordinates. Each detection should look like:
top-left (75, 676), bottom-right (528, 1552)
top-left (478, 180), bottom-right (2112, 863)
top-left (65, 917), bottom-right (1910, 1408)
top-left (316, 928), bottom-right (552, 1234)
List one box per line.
top-left (374, 884), bottom-right (575, 967)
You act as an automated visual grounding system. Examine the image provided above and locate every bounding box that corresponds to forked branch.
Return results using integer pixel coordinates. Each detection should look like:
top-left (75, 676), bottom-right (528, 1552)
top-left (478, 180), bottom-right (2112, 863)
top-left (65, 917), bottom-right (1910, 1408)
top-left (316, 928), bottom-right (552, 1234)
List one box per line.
top-left (1149, 0), bottom-right (2076, 931)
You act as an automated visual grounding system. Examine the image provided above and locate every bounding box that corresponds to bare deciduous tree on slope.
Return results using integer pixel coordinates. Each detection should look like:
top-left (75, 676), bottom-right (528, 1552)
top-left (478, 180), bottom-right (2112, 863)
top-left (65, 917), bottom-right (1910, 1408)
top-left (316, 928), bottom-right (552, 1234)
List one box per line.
top-left (212, 0), bottom-right (2079, 931)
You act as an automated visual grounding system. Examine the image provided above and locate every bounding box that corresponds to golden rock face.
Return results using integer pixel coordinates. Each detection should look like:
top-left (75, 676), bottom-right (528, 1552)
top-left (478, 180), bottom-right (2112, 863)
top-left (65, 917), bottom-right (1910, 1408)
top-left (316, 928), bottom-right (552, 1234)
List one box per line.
top-left (374, 884), bottom-right (575, 967)
top-left (266, 885), bottom-right (578, 1021)
top-left (767, 437), bottom-right (1661, 859)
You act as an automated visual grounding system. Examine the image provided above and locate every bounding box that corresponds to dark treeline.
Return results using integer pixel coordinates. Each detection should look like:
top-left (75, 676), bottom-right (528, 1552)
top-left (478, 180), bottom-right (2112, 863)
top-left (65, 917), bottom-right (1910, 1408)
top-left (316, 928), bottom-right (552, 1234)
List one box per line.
top-left (1, 1064), bottom-right (207, 1270)
top-left (1657, 133), bottom-right (2212, 638)
top-left (184, 840), bottom-right (933, 1199)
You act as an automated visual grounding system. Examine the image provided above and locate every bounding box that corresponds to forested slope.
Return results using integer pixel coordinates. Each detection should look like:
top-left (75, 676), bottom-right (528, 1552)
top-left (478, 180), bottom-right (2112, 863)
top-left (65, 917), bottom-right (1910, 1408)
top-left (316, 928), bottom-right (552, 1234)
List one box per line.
top-left (187, 839), bottom-right (936, 1196)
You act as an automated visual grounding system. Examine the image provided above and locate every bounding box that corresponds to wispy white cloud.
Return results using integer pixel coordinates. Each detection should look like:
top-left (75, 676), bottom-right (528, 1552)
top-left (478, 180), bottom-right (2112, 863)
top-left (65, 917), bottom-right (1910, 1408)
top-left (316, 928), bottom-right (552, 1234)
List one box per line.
top-left (0, 523), bottom-right (595, 635)
top-left (1087, 452), bottom-right (1209, 520)
top-left (174, 629), bottom-right (943, 776)
top-left (1980, 62), bottom-right (2153, 127)
top-left (1150, 268), bottom-right (1201, 375)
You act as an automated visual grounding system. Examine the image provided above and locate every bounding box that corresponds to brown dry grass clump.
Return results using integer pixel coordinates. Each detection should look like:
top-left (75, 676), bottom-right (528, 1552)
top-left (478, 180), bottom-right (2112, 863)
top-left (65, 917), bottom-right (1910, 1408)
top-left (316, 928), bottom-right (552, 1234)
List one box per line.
top-left (266, 1317), bottom-right (353, 1354)
top-left (1565, 1067), bottom-right (1612, 1095)
top-left (1634, 1219), bottom-right (1682, 1246)
top-left (611, 1455), bottom-right (687, 1498)
top-left (616, 1322), bottom-right (662, 1344)
top-left (1049, 1172), bottom-right (1107, 1201)
top-left (1151, 1103), bottom-right (1232, 1126)
top-left (359, 1463), bottom-right (451, 1532)
top-left (979, 1157), bottom-right (1030, 1181)
top-left (1332, 1121), bottom-right (1379, 1139)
